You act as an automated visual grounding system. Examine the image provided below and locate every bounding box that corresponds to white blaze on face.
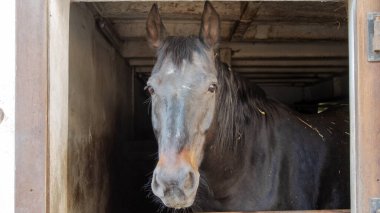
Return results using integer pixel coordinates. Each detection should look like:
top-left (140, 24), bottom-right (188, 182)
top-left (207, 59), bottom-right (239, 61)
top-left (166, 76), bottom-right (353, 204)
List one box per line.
top-left (182, 85), bottom-right (191, 90)
top-left (166, 67), bottom-right (175, 75)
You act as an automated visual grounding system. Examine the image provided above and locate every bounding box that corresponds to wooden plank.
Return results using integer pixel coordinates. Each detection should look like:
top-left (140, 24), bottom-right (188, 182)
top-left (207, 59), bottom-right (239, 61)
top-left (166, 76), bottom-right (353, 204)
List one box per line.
top-left (128, 58), bottom-right (348, 67)
top-left (240, 73), bottom-right (332, 78)
top-left (128, 58), bottom-right (156, 66)
top-left (110, 20), bottom-right (347, 41)
top-left (354, 0), bottom-right (380, 211)
top-left (234, 67), bottom-right (347, 73)
top-left (122, 40), bottom-right (348, 58)
top-left (249, 78), bottom-right (319, 83)
top-left (134, 66), bottom-right (347, 74)
top-left (73, 1), bottom-right (347, 24)
top-left (244, 23), bottom-right (348, 41)
top-left (135, 67), bottom-right (348, 74)
top-left (220, 48), bottom-right (232, 66)
top-left (48, 0), bottom-right (70, 213)
top-left (15, 0), bottom-right (48, 212)
top-left (112, 20), bottom-right (235, 41)
top-left (230, 2), bottom-right (262, 41)
top-left (232, 58), bottom-right (348, 67)
top-left (256, 83), bottom-right (307, 87)
top-left (224, 42), bottom-right (348, 58)
top-left (253, 1), bottom-right (347, 24)
top-left (91, 2), bottom-right (241, 21)
top-left (96, 18), bottom-right (123, 52)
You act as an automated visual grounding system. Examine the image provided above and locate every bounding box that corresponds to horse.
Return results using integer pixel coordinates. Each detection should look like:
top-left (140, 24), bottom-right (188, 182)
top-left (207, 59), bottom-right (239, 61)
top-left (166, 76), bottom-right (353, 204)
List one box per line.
top-left (144, 2), bottom-right (350, 211)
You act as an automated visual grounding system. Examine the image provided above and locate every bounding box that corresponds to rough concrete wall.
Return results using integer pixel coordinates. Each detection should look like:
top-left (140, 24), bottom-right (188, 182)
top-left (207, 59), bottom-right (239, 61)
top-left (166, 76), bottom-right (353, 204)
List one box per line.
top-left (68, 4), bottom-right (133, 213)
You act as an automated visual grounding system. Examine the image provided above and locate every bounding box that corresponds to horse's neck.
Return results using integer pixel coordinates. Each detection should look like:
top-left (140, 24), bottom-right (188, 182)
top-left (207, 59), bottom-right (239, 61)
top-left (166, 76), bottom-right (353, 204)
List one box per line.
top-left (201, 122), bottom-right (257, 198)
top-left (201, 103), bottom-right (282, 199)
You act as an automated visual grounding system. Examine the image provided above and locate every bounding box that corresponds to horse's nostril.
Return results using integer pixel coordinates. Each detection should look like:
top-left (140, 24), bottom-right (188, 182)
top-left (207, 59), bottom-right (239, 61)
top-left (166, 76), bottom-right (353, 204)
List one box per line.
top-left (152, 173), bottom-right (162, 195)
top-left (152, 174), bottom-right (157, 187)
top-left (183, 171), bottom-right (195, 190)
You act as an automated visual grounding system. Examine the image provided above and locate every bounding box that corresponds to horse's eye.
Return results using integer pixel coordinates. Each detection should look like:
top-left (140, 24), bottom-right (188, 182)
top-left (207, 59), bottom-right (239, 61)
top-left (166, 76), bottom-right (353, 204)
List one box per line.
top-left (144, 85), bottom-right (155, 95)
top-left (208, 83), bottom-right (217, 93)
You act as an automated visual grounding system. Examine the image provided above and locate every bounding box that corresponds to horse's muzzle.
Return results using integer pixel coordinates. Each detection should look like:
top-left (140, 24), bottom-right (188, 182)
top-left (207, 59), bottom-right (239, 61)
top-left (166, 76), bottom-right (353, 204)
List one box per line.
top-left (151, 164), bottom-right (199, 209)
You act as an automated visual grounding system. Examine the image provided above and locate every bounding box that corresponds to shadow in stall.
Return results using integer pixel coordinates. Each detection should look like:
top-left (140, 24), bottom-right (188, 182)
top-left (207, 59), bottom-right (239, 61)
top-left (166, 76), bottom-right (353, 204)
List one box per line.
top-left (107, 79), bottom-right (159, 213)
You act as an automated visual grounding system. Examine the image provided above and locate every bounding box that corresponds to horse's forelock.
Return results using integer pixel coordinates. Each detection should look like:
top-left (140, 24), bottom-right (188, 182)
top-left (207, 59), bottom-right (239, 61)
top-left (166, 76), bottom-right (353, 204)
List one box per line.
top-left (154, 36), bottom-right (208, 72)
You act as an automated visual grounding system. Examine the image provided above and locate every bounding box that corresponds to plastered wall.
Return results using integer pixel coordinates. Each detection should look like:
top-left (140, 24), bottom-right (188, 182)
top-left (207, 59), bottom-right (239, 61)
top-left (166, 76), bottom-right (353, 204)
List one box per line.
top-left (68, 4), bottom-right (133, 212)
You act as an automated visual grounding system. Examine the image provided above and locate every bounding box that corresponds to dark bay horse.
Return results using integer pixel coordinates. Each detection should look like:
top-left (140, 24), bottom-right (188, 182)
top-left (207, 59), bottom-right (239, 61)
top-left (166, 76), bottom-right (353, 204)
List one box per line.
top-left (145, 2), bottom-right (349, 211)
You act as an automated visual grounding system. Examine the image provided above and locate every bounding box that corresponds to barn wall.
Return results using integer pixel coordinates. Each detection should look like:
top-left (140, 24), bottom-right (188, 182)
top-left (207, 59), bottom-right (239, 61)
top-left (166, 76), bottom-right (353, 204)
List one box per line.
top-left (304, 80), bottom-right (334, 101)
top-left (260, 86), bottom-right (304, 105)
top-left (68, 4), bottom-right (133, 212)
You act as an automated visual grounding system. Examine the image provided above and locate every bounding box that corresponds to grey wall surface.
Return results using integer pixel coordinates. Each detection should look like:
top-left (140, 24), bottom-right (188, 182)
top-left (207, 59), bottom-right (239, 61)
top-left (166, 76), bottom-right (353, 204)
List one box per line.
top-left (68, 4), bottom-right (133, 212)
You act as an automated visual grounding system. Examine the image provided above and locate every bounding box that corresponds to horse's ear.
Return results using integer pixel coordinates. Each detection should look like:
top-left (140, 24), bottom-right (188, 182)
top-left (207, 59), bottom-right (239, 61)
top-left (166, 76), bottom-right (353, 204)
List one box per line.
top-left (199, 1), bottom-right (220, 49)
top-left (146, 3), bottom-right (167, 49)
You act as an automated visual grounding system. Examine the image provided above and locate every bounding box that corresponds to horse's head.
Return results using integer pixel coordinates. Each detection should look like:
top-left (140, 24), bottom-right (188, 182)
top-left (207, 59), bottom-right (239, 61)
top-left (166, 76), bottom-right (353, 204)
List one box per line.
top-left (145, 2), bottom-right (220, 209)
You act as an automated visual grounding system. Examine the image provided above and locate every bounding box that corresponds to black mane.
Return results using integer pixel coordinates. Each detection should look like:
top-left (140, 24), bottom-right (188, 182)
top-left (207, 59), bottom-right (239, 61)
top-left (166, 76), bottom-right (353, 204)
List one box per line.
top-left (214, 59), bottom-right (276, 152)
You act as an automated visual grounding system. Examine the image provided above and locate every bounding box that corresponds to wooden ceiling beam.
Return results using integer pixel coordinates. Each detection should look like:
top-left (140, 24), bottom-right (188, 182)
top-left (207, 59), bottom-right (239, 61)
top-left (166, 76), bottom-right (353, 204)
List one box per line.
top-left (123, 40), bottom-right (348, 58)
top-left (86, 2), bottom-right (241, 20)
top-left (111, 20), bottom-right (347, 41)
top-left (231, 58), bottom-right (348, 67)
top-left (240, 73), bottom-right (333, 78)
top-left (255, 82), bottom-right (307, 87)
top-left (249, 78), bottom-right (319, 83)
top-left (230, 2), bottom-right (262, 41)
top-left (128, 58), bottom-right (348, 67)
top-left (219, 48), bottom-right (232, 66)
top-left (134, 66), bottom-right (347, 74)
top-left (234, 67), bottom-right (347, 73)
top-left (112, 20), bottom-right (235, 41)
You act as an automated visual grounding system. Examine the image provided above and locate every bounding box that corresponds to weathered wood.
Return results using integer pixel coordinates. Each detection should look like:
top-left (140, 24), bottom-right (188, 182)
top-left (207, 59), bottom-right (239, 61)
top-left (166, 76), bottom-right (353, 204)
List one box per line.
top-left (240, 73), bottom-right (332, 79)
top-left (249, 78), bottom-right (319, 83)
top-left (122, 40), bottom-right (348, 58)
top-left (256, 83), bottom-right (307, 87)
top-left (231, 58), bottom-right (348, 67)
top-left (80, 1), bottom-right (347, 42)
top-left (224, 42), bottom-right (348, 58)
top-left (80, 1), bottom-right (347, 24)
top-left (230, 2), bottom-right (262, 41)
top-left (113, 20), bottom-right (235, 40)
top-left (354, 0), bottom-right (380, 212)
top-left (128, 58), bottom-right (348, 67)
top-left (253, 1), bottom-right (347, 23)
top-left (234, 67), bottom-right (347, 73)
top-left (48, 0), bottom-right (70, 212)
top-left (219, 48), bottom-right (232, 66)
top-left (15, 0), bottom-right (48, 212)
top-left (134, 66), bottom-right (347, 74)
top-left (91, 2), bottom-right (241, 21)
top-left (68, 4), bottom-right (134, 212)
top-left (114, 20), bottom-right (347, 41)
top-left (244, 23), bottom-right (347, 41)
top-left (96, 19), bottom-right (123, 52)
